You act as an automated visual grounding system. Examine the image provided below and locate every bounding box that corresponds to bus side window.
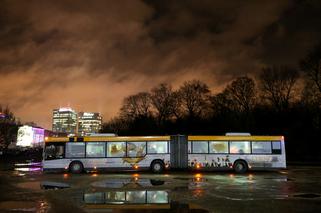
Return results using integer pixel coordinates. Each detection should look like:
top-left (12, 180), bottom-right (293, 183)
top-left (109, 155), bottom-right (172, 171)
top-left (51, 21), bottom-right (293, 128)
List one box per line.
top-left (272, 141), bottom-right (282, 154)
top-left (45, 144), bottom-right (64, 160)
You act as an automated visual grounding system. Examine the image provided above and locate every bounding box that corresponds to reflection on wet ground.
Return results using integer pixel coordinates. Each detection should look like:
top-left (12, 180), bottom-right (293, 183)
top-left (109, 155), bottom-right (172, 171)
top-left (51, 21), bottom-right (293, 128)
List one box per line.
top-left (0, 162), bottom-right (321, 212)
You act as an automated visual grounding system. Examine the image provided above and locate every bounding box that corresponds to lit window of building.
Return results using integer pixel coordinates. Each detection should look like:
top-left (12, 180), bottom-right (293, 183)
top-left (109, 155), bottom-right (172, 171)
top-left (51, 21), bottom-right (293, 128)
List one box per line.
top-left (78, 112), bottom-right (102, 136)
top-left (52, 107), bottom-right (77, 135)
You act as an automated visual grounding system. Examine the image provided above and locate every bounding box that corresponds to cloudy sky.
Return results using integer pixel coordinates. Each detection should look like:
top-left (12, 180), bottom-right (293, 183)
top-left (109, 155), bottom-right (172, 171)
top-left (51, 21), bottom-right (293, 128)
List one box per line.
top-left (0, 0), bottom-right (320, 129)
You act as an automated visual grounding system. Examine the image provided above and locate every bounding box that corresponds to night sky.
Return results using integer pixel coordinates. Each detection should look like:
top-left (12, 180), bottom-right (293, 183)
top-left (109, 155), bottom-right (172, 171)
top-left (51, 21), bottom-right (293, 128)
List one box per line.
top-left (1, 0), bottom-right (321, 129)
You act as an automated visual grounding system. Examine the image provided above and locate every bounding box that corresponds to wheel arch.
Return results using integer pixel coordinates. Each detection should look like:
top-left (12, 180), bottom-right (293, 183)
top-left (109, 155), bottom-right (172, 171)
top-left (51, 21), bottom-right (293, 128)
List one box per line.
top-left (233, 159), bottom-right (249, 173)
top-left (68, 160), bottom-right (84, 172)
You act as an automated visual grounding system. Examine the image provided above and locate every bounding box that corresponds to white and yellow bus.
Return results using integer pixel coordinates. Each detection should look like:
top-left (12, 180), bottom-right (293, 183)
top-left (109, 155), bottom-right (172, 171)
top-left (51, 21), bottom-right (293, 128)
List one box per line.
top-left (43, 133), bottom-right (286, 173)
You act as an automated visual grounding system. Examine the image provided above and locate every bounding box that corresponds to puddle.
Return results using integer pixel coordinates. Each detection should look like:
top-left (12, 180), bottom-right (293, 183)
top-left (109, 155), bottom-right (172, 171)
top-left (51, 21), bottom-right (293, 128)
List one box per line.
top-left (0, 201), bottom-right (37, 211)
top-left (14, 162), bottom-right (42, 167)
top-left (13, 162), bottom-right (42, 173)
top-left (264, 177), bottom-right (292, 182)
top-left (16, 181), bottom-right (41, 190)
top-left (91, 178), bottom-right (166, 188)
top-left (40, 181), bottom-right (71, 190)
top-left (83, 190), bottom-right (208, 212)
top-left (174, 177), bottom-right (190, 180)
top-left (14, 167), bottom-right (42, 172)
top-left (84, 190), bottom-right (169, 204)
top-left (293, 193), bottom-right (320, 198)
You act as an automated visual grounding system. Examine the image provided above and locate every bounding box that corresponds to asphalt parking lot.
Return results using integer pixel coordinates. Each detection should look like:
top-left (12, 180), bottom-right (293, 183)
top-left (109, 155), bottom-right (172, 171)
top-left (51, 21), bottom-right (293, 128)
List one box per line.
top-left (0, 163), bottom-right (321, 213)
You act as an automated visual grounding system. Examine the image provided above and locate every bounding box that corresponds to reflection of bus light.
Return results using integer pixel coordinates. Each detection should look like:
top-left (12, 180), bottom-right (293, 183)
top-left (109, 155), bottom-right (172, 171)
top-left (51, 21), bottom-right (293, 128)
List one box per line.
top-left (195, 173), bottom-right (202, 178)
top-left (133, 173), bottom-right (139, 177)
top-left (92, 173), bottom-right (98, 177)
top-left (63, 173), bottom-right (69, 178)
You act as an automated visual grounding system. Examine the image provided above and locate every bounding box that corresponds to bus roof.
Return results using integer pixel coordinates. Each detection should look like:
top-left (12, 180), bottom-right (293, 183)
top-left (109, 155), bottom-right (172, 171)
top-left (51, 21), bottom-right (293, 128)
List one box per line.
top-left (45, 135), bottom-right (283, 143)
top-left (188, 135), bottom-right (283, 141)
top-left (45, 135), bottom-right (171, 143)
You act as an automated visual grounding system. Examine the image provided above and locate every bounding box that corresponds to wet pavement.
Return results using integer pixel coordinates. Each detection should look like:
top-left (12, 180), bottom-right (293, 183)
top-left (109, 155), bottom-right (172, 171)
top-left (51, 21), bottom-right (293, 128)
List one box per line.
top-left (0, 162), bottom-right (321, 212)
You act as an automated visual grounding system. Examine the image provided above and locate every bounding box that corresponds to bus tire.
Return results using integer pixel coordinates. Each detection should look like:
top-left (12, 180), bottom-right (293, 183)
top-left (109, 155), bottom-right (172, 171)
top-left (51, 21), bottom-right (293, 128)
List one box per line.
top-left (69, 161), bottom-right (84, 174)
top-left (233, 160), bottom-right (248, 174)
top-left (151, 160), bottom-right (164, 173)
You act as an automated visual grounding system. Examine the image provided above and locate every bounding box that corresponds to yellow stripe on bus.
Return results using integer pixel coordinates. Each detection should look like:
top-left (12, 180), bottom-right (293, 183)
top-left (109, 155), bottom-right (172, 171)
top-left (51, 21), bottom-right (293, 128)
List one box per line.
top-left (188, 135), bottom-right (283, 141)
top-left (45, 136), bottom-right (171, 143)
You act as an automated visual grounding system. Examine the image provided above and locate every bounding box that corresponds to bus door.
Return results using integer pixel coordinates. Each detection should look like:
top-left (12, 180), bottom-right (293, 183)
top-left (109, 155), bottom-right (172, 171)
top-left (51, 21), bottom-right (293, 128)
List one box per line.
top-left (170, 135), bottom-right (188, 169)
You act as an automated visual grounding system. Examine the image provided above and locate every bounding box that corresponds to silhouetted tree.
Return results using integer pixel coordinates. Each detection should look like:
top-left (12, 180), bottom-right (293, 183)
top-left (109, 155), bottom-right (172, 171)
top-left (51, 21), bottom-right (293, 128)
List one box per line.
top-left (178, 80), bottom-right (210, 118)
top-left (0, 105), bottom-right (18, 150)
top-left (210, 90), bottom-right (234, 115)
top-left (260, 66), bottom-right (299, 111)
top-left (101, 117), bottom-right (128, 135)
top-left (224, 76), bottom-right (256, 112)
top-left (150, 83), bottom-right (177, 123)
top-left (300, 43), bottom-right (321, 93)
top-left (301, 81), bottom-right (321, 107)
top-left (120, 92), bottom-right (152, 120)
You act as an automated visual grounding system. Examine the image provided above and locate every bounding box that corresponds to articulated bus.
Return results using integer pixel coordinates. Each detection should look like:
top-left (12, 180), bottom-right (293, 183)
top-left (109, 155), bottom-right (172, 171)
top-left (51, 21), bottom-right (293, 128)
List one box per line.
top-left (43, 134), bottom-right (286, 174)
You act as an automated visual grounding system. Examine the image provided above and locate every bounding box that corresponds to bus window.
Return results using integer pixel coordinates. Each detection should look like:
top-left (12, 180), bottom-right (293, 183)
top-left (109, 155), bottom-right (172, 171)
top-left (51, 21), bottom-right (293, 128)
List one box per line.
top-left (126, 191), bottom-right (146, 203)
top-left (84, 192), bottom-right (105, 204)
top-left (105, 191), bottom-right (126, 204)
top-left (192, 141), bottom-right (208, 153)
top-left (147, 191), bottom-right (168, 204)
top-left (107, 142), bottom-right (126, 157)
top-left (252, 141), bottom-right (272, 154)
top-left (86, 142), bottom-right (106, 158)
top-left (230, 141), bottom-right (251, 154)
top-left (66, 143), bottom-right (85, 158)
top-left (147, 141), bottom-right (168, 154)
top-left (272, 141), bottom-right (282, 154)
top-left (209, 141), bottom-right (228, 153)
top-left (127, 142), bottom-right (146, 157)
top-left (45, 144), bottom-right (64, 160)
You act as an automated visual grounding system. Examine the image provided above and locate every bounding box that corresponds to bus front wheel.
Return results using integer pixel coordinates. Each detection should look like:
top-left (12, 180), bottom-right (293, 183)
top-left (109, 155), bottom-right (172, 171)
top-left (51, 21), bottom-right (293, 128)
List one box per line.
top-left (69, 161), bottom-right (84, 174)
top-left (151, 160), bottom-right (164, 173)
top-left (233, 160), bottom-right (248, 174)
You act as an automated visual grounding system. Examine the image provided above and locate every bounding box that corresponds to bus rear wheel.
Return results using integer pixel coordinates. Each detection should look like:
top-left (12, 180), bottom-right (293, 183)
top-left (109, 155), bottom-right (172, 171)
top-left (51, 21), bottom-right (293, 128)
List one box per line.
top-left (69, 161), bottom-right (84, 174)
top-left (151, 160), bottom-right (164, 173)
top-left (233, 160), bottom-right (248, 174)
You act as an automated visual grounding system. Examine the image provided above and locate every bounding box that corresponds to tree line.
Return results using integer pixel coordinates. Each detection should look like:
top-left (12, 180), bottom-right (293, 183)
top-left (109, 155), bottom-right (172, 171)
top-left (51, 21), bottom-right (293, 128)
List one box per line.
top-left (102, 44), bottom-right (321, 162)
top-left (0, 105), bottom-right (19, 150)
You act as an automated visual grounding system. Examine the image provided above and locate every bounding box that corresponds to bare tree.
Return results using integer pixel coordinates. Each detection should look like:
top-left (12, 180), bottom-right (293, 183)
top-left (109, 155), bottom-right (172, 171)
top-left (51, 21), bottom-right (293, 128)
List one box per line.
top-left (178, 80), bottom-right (211, 118)
top-left (210, 90), bottom-right (234, 115)
top-left (150, 83), bottom-right (177, 123)
top-left (0, 105), bottom-right (18, 150)
top-left (120, 92), bottom-right (152, 120)
top-left (260, 66), bottom-right (299, 111)
top-left (300, 43), bottom-right (321, 93)
top-left (301, 80), bottom-right (321, 107)
top-left (224, 76), bottom-right (256, 112)
top-left (101, 117), bottom-right (128, 135)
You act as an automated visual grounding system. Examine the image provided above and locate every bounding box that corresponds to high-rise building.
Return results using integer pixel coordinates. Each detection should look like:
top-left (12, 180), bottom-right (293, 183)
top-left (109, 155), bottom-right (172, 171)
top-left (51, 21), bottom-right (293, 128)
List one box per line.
top-left (78, 112), bottom-right (102, 136)
top-left (52, 107), bottom-right (77, 135)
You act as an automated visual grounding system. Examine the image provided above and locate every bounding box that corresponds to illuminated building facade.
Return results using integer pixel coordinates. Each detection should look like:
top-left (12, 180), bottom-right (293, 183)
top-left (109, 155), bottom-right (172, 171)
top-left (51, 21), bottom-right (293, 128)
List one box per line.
top-left (78, 112), bottom-right (102, 136)
top-left (16, 125), bottom-right (45, 147)
top-left (52, 107), bottom-right (77, 135)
